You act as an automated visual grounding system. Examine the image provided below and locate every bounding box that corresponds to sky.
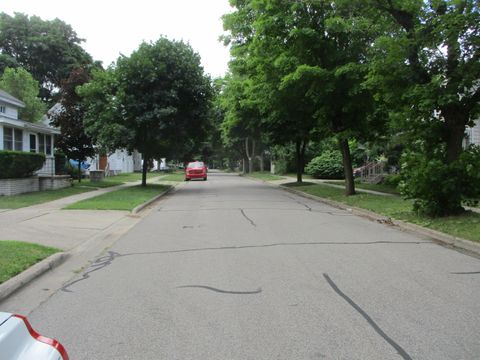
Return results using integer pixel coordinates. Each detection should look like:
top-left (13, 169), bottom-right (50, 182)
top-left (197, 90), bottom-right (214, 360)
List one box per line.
top-left (1, 0), bottom-right (233, 78)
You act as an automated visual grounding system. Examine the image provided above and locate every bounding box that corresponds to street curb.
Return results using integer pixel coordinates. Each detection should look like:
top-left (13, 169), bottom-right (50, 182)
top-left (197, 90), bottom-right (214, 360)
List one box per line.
top-left (280, 184), bottom-right (480, 256)
top-left (131, 183), bottom-right (177, 214)
top-left (0, 252), bottom-right (69, 303)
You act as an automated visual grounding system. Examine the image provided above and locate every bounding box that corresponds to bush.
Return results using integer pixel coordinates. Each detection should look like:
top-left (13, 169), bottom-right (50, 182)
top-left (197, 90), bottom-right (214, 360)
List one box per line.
top-left (400, 146), bottom-right (480, 216)
top-left (383, 173), bottom-right (401, 187)
top-left (0, 151), bottom-right (46, 179)
top-left (305, 150), bottom-right (344, 179)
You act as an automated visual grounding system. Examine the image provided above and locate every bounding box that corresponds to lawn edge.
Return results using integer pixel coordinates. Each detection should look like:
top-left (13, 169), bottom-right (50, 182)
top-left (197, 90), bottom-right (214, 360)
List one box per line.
top-left (0, 252), bottom-right (69, 303)
top-left (131, 184), bottom-right (176, 214)
top-left (279, 184), bottom-right (480, 257)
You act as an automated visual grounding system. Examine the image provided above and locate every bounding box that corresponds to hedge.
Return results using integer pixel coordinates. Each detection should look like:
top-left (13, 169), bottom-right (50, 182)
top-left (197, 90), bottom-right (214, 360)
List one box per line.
top-left (0, 150), bottom-right (46, 179)
top-left (305, 150), bottom-right (344, 179)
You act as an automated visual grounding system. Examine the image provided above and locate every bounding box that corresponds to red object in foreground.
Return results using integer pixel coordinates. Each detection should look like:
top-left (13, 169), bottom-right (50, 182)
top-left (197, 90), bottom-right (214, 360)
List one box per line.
top-left (0, 311), bottom-right (69, 360)
top-left (13, 315), bottom-right (70, 360)
top-left (185, 161), bottom-right (207, 181)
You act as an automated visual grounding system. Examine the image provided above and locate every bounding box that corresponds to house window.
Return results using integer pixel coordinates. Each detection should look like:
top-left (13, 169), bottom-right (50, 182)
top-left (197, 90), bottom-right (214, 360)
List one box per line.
top-left (0, 105), bottom-right (5, 113)
top-left (39, 134), bottom-right (45, 153)
top-left (46, 135), bottom-right (52, 155)
top-left (30, 134), bottom-right (37, 152)
top-left (14, 129), bottom-right (23, 151)
top-left (2, 127), bottom-right (23, 151)
top-left (3, 127), bottom-right (13, 150)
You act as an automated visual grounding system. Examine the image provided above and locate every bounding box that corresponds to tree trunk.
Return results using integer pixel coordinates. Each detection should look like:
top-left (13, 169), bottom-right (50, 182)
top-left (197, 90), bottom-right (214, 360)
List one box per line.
top-left (245, 137), bottom-right (255, 174)
top-left (444, 113), bottom-right (467, 164)
top-left (77, 160), bottom-right (82, 183)
top-left (258, 153), bottom-right (264, 172)
top-left (142, 155), bottom-right (148, 187)
top-left (295, 140), bottom-right (303, 183)
top-left (339, 138), bottom-right (355, 196)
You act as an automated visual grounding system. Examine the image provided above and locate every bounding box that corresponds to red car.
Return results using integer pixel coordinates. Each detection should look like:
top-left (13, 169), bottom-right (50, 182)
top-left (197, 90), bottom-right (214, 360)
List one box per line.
top-left (185, 161), bottom-right (207, 181)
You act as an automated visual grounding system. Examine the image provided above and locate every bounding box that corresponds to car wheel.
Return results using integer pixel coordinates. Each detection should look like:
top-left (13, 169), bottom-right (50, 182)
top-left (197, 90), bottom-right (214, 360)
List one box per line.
top-left (203, 177), bottom-right (207, 181)
top-left (185, 178), bottom-right (190, 181)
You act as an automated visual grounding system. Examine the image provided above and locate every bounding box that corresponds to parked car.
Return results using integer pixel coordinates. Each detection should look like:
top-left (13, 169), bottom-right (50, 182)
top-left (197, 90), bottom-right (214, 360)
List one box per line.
top-left (185, 161), bottom-right (207, 181)
top-left (0, 312), bottom-right (69, 360)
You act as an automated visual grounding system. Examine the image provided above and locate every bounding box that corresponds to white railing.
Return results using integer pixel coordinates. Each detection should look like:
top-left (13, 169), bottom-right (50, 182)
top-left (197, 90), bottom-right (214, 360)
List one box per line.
top-left (360, 161), bottom-right (386, 184)
top-left (36, 156), bottom-right (55, 176)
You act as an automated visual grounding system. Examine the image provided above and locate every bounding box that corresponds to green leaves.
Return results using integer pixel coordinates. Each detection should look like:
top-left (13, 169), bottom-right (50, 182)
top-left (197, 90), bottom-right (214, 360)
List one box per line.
top-left (81, 37), bottom-right (212, 163)
top-left (0, 67), bottom-right (45, 122)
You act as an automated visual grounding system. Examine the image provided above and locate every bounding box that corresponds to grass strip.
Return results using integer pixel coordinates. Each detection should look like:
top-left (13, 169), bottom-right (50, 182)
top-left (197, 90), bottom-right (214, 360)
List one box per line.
top-left (285, 182), bottom-right (480, 243)
top-left (246, 172), bottom-right (285, 181)
top-left (0, 241), bottom-right (59, 284)
top-left (324, 180), bottom-right (400, 195)
top-left (0, 186), bottom-right (94, 209)
top-left (64, 184), bottom-right (171, 211)
top-left (161, 172), bottom-right (185, 182)
top-left (74, 180), bottom-right (124, 188)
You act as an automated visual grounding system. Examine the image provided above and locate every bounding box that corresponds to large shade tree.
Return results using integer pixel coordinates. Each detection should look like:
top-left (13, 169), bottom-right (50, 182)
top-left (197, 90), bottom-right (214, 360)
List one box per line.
top-left (49, 68), bottom-right (95, 182)
top-left (223, 0), bottom-right (382, 189)
top-left (80, 38), bottom-right (212, 186)
top-left (0, 12), bottom-right (94, 103)
top-left (365, 0), bottom-right (480, 215)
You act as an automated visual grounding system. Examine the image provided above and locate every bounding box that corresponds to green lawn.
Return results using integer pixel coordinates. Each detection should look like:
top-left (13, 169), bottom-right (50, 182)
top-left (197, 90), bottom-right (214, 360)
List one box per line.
top-left (285, 182), bottom-right (480, 243)
top-left (104, 172), bottom-right (161, 183)
top-left (0, 186), bottom-right (94, 209)
top-left (0, 241), bottom-right (59, 284)
top-left (64, 184), bottom-right (171, 211)
top-left (324, 180), bottom-right (400, 195)
top-left (74, 179), bottom-right (124, 188)
top-left (285, 173), bottom-right (314, 180)
top-left (246, 172), bottom-right (285, 181)
top-left (161, 172), bottom-right (185, 182)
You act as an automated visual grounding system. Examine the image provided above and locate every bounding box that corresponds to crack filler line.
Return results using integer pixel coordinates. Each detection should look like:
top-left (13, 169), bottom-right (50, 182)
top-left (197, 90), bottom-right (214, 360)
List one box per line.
top-left (176, 285), bottom-right (262, 295)
top-left (240, 208), bottom-right (256, 227)
top-left (323, 273), bottom-right (412, 360)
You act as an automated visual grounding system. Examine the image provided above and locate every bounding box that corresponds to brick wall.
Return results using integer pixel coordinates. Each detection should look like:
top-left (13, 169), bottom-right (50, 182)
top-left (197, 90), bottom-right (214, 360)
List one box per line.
top-left (39, 176), bottom-right (71, 191)
top-left (0, 177), bottom-right (39, 196)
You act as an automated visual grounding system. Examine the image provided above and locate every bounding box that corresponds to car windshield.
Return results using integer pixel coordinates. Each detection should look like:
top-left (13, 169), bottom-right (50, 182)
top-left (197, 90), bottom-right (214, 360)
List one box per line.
top-left (187, 162), bottom-right (204, 168)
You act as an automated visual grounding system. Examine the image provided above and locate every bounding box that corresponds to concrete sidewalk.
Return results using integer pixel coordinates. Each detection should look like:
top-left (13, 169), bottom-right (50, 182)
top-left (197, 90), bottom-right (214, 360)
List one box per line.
top-left (0, 175), bottom-right (166, 251)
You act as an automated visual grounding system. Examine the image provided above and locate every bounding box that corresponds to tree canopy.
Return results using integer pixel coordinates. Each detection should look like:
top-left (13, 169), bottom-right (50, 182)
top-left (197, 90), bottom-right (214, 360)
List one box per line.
top-left (80, 38), bottom-right (212, 186)
top-left (0, 67), bottom-right (45, 122)
top-left (0, 12), bottom-right (95, 103)
top-left (49, 68), bottom-right (95, 182)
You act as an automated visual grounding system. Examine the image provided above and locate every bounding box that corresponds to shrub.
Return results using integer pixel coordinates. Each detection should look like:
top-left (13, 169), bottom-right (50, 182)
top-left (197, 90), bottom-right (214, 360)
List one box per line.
top-left (383, 173), bottom-right (401, 187)
top-left (305, 150), bottom-right (344, 179)
top-left (0, 151), bottom-right (46, 179)
top-left (400, 146), bottom-right (480, 216)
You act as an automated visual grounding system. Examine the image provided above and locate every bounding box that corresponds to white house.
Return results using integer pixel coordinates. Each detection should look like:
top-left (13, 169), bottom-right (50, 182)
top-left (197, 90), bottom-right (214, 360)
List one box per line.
top-left (0, 89), bottom-right (71, 195)
top-left (0, 89), bottom-right (59, 175)
top-left (88, 149), bottom-right (142, 175)
top-left (465, 120), bottom-right (480, 147)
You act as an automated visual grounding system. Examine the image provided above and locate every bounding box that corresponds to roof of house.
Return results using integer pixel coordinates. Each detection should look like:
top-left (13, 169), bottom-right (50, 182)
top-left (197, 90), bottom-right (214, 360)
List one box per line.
top-left (0, 89), bottom-right (25, 108)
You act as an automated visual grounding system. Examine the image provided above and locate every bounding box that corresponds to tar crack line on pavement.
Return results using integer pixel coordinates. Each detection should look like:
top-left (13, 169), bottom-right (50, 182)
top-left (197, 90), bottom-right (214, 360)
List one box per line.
top-left (61, 251), bottom-right (121, 292)
top-left (240, 208), bottom-right (257, 227)
top-left (60, 243), bottom-right (430, 292)
top-left (323, 273), bottom-right (412, 360)
top-left (450, 271), bottom-right (480, 274)
top-left (176, 285), bottom-right (262, 295)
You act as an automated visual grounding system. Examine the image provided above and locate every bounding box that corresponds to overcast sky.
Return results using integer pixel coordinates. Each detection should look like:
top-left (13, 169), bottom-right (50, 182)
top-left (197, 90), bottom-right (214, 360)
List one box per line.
top-left (2, 0), bottom-right (233, 78)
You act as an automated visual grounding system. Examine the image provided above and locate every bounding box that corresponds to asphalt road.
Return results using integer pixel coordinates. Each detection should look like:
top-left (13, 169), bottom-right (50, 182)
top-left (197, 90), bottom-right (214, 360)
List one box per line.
top-left (28, 172), bottom-right (480, 359)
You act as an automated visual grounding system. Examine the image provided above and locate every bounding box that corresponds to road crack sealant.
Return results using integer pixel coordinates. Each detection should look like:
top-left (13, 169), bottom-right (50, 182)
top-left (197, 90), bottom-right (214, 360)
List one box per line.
top-left (61, 242), bottom-right (429, 292)
top-left (323, 273), bottom-right (413, 360)
top-left (176, 285), bottom-right (262, 295)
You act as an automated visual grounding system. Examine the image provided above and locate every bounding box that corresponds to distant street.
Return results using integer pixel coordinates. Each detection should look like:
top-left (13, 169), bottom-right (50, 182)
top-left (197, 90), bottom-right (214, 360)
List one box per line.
top-left (21, 172), bottom-right (480, 359)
